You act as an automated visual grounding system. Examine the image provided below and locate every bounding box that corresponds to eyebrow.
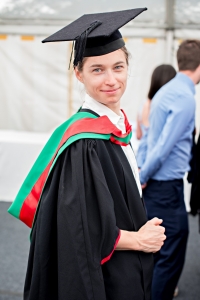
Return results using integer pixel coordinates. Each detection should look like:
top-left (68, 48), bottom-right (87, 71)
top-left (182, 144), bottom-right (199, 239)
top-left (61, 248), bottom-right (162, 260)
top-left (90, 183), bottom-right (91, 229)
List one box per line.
top-left (89, 64), bottom-right (103, 68)
top-left (89, 61), bottom-right (125, 68)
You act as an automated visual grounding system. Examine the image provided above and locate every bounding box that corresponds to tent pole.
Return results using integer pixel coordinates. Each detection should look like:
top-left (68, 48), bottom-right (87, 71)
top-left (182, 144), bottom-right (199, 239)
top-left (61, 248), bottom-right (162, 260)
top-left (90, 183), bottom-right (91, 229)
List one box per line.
top-left (165, 0), bottom-right (175, 64)
top-left (165, 30), bottom-right (174, 64)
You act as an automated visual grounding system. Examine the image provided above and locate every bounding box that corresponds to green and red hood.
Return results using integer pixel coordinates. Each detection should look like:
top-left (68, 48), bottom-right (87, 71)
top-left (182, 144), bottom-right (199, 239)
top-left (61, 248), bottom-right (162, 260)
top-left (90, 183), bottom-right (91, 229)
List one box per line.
top-left (8, 110), bottom-right (132, 228)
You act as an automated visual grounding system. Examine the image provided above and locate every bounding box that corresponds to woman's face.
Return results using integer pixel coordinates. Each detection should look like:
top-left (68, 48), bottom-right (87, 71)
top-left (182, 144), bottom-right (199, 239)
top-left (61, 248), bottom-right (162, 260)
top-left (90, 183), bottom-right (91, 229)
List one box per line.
top-left (75, 49), bottom-right (128, 110)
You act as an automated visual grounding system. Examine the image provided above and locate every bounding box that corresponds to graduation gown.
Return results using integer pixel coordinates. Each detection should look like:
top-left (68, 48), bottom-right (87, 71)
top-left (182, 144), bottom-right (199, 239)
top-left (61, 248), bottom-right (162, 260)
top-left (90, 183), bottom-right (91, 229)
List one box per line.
top-left (24, 134), bottom-right (153, 300)
top-left (190, 133), bottom-right (200, 216)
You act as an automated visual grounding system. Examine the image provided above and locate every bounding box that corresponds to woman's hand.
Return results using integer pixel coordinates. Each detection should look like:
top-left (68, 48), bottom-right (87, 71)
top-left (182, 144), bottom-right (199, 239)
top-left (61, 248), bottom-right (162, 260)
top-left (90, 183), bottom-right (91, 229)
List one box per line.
top-left (134, 217), bottom-right (166, 253)
top-left (116, 217), bottom-right (166, 253)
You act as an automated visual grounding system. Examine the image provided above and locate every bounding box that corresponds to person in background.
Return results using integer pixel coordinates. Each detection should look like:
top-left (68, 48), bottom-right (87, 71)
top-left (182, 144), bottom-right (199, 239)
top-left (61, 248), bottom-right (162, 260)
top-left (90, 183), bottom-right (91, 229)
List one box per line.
top-left (136, 64), bottom-right (176, 141)
top-left (136, 65), bottom-right (176, 169)
top-left (137, 40), bottom-right (200, 300)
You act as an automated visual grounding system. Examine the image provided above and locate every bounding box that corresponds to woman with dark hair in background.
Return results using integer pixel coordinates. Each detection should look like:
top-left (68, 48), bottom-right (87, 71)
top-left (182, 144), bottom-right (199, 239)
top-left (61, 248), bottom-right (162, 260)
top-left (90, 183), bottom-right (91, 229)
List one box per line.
top-left (136, 64), bottom-right (176, 140)
top-left (136, 65), bottom-right (176, 171)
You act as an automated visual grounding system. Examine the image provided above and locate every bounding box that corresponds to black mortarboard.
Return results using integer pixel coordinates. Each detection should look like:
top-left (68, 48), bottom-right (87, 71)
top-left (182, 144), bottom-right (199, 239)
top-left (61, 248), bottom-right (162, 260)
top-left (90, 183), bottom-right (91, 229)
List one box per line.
top-left (42, 8), bottom-right (147, 67)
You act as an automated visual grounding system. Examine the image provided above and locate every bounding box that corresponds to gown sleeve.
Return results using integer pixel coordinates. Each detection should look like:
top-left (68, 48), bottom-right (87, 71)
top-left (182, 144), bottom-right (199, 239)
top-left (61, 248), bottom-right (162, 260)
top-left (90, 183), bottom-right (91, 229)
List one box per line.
top-left (24, 139), bottom-right (120, 300)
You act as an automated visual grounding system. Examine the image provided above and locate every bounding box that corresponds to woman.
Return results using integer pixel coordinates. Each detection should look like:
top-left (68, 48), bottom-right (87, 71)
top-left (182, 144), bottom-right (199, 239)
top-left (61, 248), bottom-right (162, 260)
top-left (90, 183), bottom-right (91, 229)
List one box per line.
top-left (136, 64), bottom-right (176, 170)
top-left (8, 8), bottom-right (166, 300)
top-left (136, 64), bottom-right (176, 140)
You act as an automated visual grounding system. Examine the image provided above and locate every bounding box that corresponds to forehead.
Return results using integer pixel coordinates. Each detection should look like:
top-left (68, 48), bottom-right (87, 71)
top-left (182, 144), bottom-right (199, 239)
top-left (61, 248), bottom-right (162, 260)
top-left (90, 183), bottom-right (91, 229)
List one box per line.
top-left (84, 49), bottom-right (126, 67)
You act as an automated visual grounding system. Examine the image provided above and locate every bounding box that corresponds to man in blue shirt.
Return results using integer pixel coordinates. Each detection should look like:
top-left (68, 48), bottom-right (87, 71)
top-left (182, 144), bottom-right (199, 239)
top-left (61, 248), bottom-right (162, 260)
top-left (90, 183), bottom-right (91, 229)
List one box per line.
top-left (137, 40), bottom-right (200, 300)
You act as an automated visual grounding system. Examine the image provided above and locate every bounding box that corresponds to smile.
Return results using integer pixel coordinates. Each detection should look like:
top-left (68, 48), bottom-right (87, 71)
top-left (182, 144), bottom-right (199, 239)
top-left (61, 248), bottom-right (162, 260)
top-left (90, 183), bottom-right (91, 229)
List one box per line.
top-left (100, 87), bottom-right (120, 94)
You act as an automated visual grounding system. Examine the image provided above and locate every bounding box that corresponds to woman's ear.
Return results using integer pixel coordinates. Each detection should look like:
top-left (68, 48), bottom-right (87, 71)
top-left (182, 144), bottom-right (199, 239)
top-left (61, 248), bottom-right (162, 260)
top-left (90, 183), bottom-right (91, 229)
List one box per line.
top-left (74, 67), bottom-right (83, 83)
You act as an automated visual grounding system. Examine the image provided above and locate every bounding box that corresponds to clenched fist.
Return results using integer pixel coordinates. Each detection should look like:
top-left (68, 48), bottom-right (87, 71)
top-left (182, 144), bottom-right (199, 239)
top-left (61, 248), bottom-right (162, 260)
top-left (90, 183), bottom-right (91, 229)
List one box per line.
top-left (135, 217), bottom-right (166, 253)
top-left (116, 217), bottom-right (166, 253)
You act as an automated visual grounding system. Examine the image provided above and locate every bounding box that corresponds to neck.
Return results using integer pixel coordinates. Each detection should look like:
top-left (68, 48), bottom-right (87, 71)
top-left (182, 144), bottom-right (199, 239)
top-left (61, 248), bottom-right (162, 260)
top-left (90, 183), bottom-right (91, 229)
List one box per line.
top-left (179, 70), bottom-right (197, 84)
top-left (102, 103), bottom-right (121, 115)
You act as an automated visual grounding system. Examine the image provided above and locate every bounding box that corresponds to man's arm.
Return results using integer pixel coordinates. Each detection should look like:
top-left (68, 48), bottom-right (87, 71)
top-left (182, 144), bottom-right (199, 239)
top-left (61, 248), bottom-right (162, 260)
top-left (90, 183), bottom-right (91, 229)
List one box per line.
top-left (136, 129), bottom-right (148, 169)
top-left (140, 95), bottom-right (194, 184)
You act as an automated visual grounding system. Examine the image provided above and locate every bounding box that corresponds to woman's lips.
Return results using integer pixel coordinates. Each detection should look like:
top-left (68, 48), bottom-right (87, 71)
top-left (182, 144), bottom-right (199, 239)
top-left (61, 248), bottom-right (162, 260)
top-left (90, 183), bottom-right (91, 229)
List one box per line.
top-left (100, 87), bottom-right (120, 94)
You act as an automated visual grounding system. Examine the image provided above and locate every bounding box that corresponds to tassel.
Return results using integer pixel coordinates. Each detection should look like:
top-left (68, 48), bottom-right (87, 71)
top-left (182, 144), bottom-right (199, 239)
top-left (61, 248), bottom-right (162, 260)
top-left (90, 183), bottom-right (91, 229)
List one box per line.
top-left (72, 20), bottom-right (102, 68)
top-left (68, 40), bottom-right (75, 70)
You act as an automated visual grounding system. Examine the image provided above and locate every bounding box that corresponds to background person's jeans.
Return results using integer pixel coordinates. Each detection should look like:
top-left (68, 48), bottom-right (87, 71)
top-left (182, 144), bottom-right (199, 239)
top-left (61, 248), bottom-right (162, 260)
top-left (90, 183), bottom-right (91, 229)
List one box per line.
top-left (143, 179), bottom-right (189, 300)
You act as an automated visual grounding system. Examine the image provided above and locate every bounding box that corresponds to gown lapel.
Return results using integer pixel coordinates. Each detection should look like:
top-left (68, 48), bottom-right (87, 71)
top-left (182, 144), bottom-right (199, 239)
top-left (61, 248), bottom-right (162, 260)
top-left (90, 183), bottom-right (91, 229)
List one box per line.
top-left (112, 144), bottom-right (147, 231)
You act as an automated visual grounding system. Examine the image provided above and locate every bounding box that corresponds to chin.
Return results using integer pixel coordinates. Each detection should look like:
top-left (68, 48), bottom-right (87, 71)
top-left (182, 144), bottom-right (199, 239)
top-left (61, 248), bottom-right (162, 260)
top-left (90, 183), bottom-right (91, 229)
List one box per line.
top-left (95, 92), bottom-right (122, 105)
top-left (105, 98), bottom-right (120, 105)
top-left (106, 93), bottom-right (122, 101)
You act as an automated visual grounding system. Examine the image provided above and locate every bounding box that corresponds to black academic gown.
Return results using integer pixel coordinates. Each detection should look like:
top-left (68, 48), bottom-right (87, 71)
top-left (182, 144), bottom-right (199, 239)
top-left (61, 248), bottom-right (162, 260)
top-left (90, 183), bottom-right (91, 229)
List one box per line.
top-left (190, 133), bottom-right (200, 216)
top-left (24, 134), bottom-right (153, 300)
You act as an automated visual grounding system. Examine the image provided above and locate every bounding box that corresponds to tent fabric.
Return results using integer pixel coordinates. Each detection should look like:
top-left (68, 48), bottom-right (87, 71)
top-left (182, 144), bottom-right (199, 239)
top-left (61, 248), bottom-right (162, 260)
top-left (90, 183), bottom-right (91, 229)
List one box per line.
top-left (175, 0), bottom-right (200, 25)
top-left (0, 0), bottom-right (165, 23)
top-left (1, 0), bottom-right (200, 25)
top-left (0, 35), bottom-right (76, 132)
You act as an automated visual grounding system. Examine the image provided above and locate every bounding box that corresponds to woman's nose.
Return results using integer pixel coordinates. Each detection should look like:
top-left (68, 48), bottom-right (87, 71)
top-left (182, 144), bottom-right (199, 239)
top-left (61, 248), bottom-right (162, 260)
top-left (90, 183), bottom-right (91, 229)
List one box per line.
top-left (104, 70), bottom-right (117, 85)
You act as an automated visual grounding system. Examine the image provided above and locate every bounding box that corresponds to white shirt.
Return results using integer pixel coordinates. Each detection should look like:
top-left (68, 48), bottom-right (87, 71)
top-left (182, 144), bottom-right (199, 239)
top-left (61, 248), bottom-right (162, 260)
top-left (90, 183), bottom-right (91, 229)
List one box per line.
top-left (82, 94), bottom-right (142, 197)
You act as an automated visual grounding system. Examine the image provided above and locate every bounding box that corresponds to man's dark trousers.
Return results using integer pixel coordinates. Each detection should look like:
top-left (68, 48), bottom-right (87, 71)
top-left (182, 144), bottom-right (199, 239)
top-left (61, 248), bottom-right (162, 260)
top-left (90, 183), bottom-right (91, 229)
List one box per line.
top-left (143, 179), bottom-right (189, 300)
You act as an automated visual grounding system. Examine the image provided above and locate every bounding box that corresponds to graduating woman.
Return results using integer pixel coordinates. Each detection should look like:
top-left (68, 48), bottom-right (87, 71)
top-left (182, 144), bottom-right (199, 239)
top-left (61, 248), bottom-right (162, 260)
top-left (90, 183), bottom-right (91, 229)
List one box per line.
top-left (8, 8), bottom-right (166, 300)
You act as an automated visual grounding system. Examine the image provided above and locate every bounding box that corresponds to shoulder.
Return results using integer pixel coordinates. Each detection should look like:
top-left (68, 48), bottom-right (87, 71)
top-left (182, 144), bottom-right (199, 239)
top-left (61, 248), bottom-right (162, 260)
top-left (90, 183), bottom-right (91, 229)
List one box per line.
top-left (56, 138), bottom-right (120, 176)
top-left (162, 75), bottom-right (194, 101)
top-left (65, 138), bottom-right (112, 155)
top-left (153, 77), bottom-right (195, 110)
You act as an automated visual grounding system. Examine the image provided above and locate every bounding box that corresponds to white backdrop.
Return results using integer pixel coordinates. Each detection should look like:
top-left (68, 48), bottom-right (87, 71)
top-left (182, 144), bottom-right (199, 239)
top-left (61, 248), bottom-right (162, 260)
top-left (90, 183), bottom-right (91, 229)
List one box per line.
top-left (0, 35), bottom-right (70, 132)
top-left (0, 31), bottom-right (167, 132)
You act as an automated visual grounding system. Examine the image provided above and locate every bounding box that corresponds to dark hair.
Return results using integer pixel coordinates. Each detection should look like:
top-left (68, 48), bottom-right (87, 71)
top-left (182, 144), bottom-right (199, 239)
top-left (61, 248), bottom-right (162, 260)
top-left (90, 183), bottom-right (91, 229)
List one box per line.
top-left (148, 64), bottom-right (176, 100)
top-left (177, 40), bottom-right (200, 71)
top-left (76, 46), bottom-right (130, 72)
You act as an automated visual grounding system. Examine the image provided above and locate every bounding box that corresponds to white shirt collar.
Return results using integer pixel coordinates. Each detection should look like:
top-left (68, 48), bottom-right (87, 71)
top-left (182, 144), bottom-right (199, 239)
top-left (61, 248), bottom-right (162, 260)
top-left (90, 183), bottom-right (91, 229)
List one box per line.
top-left (82, 94), bottom-right (124, 127)
top-left (82, 95), bottom-right (141, 196)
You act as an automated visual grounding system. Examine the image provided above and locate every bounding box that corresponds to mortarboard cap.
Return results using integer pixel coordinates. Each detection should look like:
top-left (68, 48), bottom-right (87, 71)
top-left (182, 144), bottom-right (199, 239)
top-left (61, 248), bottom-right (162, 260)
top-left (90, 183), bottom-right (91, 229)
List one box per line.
top-left (42, 8), bottom-right (147, 67)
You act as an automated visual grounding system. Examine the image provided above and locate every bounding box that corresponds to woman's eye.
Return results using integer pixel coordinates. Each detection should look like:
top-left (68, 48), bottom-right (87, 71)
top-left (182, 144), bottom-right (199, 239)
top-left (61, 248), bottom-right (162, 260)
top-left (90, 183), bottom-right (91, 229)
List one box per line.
top-left (115, 65), bottom-right (123, 70)
top-left (93, 68), bottom-right (102, 73)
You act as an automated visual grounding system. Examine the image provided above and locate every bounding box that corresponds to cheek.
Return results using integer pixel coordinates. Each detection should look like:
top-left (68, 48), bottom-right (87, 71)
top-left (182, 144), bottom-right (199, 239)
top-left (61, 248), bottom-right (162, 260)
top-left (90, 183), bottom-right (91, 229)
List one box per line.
top-left (118, 72), bottom-right (128, 87)
top-left (82, 75), bottom-right (101, 95)
top-left (86, 76), bottom-right (104, 90)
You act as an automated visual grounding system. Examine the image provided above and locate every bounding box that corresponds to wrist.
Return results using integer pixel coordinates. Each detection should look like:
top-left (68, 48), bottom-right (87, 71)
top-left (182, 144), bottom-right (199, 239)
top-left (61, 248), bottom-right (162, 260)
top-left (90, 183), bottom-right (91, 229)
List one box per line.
top-left (116, 230), bottom-right (142, 251)
top-left (131, 232), bottom-right (141, 251)
top-left (122, 231), bottom-right (135, 250)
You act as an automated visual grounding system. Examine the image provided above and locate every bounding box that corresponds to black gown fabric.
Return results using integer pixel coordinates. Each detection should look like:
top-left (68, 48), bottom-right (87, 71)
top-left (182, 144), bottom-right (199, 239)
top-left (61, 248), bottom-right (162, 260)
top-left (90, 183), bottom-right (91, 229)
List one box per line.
top-left (24, 138), bottom-right (153, 300)
top-left (189, 133), bottom-right (200, 216)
